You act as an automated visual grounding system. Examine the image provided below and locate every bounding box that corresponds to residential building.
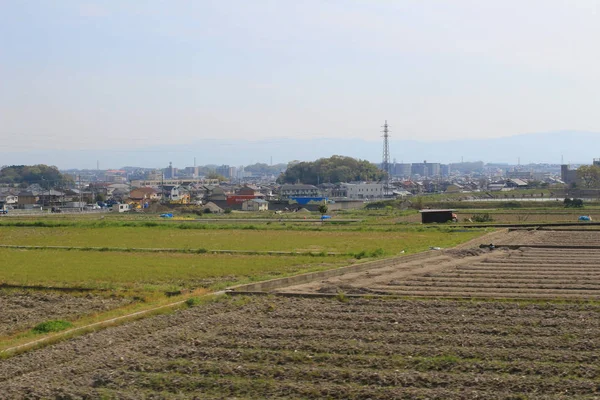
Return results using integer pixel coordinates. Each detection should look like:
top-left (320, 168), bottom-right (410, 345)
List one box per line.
top-left (0, 192), bottom-right (18, 205)
top-left (17, 191), bottom-right (39, 206)
top-left (129, 187), bottom-right (159, 206)
top-left (162, 185), bottom-right (190, 204)
top-left (280, 184), bottom-right (320, 200)
top-left (242, 199), bottom-right (269, 211)
top-left (226, 185), bottom-right (266, 205)
top-left (506, 178), bottom-right (529, 188)
top-left (331, 183), bottom-right (384, 199)
top-left (203, 201), bottom-right (224, 213)
top-left (206, 186), bottom-right (228, 201)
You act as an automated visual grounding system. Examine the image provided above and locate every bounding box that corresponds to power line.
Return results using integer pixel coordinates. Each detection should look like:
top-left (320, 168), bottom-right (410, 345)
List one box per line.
top-left (381, 120), bottom-right (391, 194)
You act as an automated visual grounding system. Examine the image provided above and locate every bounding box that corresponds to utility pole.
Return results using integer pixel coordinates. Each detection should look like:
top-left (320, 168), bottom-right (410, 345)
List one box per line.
top-left (78, 174), bottom-right (82, 211)
top-left (381, 121), bottom-right (391, 196)
top-left (41, 177), bottom-right (45, 210)
top-left (161, 172), bottom-right (165, 203)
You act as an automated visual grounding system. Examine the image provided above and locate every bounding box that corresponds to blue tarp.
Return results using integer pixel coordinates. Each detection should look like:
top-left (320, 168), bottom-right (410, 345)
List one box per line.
top-left (289, 197), bottom-right (328, 205)
top-left (579, 216), bottom-right (591, 221)
top-left (160, 213), bottom-right (174, 218)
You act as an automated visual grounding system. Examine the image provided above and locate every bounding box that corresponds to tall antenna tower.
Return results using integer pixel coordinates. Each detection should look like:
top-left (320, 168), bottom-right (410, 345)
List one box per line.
top-left (381, 120), bottom-right (391, 193)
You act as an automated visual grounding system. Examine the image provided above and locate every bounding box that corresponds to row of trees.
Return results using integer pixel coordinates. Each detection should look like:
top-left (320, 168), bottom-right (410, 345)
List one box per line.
top-left (0, 165), bottom-right (72, 187)
top-left (277, 156), bottom-right (386, 185)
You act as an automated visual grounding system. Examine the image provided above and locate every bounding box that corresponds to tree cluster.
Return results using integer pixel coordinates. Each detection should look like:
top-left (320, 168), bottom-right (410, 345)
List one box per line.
top-left (564, 198), bottom-right (584, 208)
top-left (0, 165), bottom-right (72, 187)
top-left (206, 172), bottom-right (227, 181)
top-left (277, 155), bottom-right (386, 185)
top-left (577, 165), bottom-right (600, 188)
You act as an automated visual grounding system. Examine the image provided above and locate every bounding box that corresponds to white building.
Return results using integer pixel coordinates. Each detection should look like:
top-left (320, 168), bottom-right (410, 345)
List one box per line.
top-left (335, 183), bottom-right (384, 199)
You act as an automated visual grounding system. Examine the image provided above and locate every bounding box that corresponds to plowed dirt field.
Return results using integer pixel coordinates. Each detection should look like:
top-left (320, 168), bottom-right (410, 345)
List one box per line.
top-left (0, 290), bottom-right (131, 336)
top-left (494, 229), bottom-right (600, 246)
top-left (2, 296), bottom-right (600, 399)
top-left (281, 230), bottom-right (600, 299)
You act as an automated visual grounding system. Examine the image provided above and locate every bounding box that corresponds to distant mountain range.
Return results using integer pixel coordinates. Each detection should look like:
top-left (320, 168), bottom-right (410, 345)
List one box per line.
top-left (1, 131), bottom-right (598, 169)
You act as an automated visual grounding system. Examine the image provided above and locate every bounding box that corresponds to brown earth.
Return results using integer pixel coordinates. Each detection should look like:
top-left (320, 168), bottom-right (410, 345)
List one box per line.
top-left (494, 229), bottom-right (600, 246)
top-left (0, 290), bottom-right (132, 336)
top-left (1, 296), bottom-right (600, 399)
top-left (279, 230), bottom-right (600, 299)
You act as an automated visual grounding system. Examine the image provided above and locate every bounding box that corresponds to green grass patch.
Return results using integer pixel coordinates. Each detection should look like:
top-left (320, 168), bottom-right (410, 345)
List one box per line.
top-left (0, 249), bottom-right (353, 292)
top-left (0, 226), bottom-right (484, 254)
top-left (31, 320), bottom-right (73, 334)
top-left (185, 297), bottom-right (205, 307)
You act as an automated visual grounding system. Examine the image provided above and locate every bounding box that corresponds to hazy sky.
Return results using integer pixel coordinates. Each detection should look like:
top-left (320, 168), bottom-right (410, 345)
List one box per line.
top-left (2, 0), bottom-right (600, 156)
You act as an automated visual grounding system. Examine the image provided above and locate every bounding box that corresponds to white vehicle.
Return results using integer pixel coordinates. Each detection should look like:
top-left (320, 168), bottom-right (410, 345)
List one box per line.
top-left (111, 203), bottom-right (130, 213)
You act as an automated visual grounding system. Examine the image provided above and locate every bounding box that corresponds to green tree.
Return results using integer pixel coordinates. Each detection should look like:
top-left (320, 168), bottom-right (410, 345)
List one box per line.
top-left (206, 172), bottom-right (227, 181)
top-left (564, 198), bottom-right (584, 208)
top-left (577, 165), bottom-right (600, 188)
top-left (318, 204), bottom-right (328, 224)
top-left (278, 155), bottom-right (385, 185)
top-left (0, 165), bottom-right (72, 187)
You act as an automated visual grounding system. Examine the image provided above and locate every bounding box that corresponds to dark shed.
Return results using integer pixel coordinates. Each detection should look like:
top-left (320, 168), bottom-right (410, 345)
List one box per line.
top-left (419, 209), bottom-right (456, 224)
